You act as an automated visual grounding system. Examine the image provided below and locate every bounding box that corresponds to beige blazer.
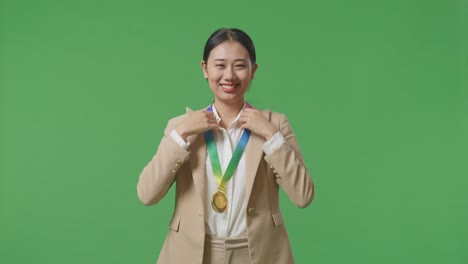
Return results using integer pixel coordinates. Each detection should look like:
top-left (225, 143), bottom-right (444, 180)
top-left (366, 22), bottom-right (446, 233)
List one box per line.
top-left (137, 107), bottom-right (314, 264)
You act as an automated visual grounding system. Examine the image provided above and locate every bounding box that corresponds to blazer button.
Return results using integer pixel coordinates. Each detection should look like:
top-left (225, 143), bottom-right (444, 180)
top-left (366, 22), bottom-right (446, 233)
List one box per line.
top-left (171, 169), bottom-right (176, 174)
top-left (248, 208), bottom-right (256, 216)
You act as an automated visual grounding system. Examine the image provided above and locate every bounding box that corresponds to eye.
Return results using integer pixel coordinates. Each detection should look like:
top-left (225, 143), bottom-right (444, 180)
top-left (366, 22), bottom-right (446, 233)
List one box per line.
top-left (215, 64), bottom-right (225, 68)
top-left (235, 64), bottom-right (246, 69)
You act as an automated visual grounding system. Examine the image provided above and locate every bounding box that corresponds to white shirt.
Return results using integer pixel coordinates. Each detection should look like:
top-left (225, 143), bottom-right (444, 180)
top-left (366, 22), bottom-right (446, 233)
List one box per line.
top-left (170, 103), bottom-right (285, 237)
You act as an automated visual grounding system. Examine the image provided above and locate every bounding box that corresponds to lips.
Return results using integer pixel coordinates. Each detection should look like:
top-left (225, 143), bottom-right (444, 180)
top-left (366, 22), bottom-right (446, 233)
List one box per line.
top-left (220, 83), bottom-right (238, 93)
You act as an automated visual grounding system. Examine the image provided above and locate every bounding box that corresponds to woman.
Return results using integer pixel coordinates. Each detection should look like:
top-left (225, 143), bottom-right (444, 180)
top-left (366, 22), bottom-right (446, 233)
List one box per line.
top-left (137, 28), bottom-right (314, 264)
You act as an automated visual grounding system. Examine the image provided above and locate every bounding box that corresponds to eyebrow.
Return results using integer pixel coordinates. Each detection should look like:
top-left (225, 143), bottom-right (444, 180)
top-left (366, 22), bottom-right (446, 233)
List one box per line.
top-left (213, 58), bottom-right (248, 62)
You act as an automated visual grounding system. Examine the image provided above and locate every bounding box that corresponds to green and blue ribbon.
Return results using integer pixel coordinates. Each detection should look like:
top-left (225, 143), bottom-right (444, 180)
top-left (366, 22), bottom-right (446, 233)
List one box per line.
top-left (204, 103), bottom-right (252, 190)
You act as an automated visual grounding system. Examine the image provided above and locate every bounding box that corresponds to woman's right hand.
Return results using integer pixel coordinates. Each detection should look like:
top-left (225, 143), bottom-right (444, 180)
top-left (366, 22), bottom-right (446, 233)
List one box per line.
top-left (174, 110), bottom-right (218, 141)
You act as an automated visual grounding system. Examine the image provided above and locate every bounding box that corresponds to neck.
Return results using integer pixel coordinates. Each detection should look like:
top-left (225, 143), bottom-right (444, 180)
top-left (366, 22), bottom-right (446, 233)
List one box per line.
top-left (213, 99), bottom-right (245, 128)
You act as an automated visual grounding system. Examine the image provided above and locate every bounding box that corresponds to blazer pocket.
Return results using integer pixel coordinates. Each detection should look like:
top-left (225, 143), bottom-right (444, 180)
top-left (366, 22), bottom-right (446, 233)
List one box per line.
top-left (169, 215), bottom-right (181, 232)
top-left (272, 211), bottom-right (284, 226)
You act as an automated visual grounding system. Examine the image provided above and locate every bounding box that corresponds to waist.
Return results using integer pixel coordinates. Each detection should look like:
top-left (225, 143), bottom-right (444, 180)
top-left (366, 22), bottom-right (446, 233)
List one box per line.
top-left (205, 234), bottom-right (249, 250)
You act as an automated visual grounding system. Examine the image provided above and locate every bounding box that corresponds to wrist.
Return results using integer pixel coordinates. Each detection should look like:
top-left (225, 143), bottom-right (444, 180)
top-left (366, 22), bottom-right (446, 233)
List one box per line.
top-left (263, 125), bottom-right (277, 140)
top-left (175, 125), bottom-right (190, 141)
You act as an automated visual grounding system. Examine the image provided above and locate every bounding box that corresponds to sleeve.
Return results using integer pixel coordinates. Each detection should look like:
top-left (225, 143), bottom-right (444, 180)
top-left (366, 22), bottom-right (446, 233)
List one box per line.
top-left (264, 114), bottom-right (315, 208)
top-left (136, 118), bottom-right (191, 206)
top-left (170, 129), bottom-right (191, 150)
top-left (262, 131), bottom-right (286, 155)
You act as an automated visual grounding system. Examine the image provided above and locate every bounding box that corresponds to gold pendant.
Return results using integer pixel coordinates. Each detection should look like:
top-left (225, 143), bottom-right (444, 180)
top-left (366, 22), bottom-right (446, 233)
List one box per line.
top-left (211, 190), bottom-right (228, 213)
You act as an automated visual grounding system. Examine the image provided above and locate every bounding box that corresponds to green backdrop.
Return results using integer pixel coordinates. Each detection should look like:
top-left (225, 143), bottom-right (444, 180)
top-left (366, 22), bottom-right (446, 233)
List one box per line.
top-left (1, 0), bottom-right (467, 263)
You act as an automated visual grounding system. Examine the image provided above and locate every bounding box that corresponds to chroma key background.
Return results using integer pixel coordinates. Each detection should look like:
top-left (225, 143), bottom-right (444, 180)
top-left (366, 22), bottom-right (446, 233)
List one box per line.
top-left (1, 0), bottom-right (467, 263)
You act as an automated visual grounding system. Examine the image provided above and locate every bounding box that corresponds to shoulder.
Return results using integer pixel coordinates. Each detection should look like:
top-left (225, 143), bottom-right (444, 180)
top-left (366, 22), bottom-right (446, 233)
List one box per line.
top-left (249, 106), bottom-right (282, 120)
top-left (166, 106), bottom-right (207, 126)
top-left (262, 109), bottom-right (287, 129)
top-left (167, 112), bottom-right (189, 126)
top-left (269, 110), bottom-right (285, 121)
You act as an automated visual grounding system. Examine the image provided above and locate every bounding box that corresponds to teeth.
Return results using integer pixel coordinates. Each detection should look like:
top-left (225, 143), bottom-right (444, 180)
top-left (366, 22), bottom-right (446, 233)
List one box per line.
top-left (221, 84), bottom-right (236, 89)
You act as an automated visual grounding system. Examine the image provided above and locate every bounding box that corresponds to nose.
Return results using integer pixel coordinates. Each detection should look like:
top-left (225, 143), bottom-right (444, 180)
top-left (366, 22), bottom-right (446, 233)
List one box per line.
top-left (223, 66), bottom-right (237, 81)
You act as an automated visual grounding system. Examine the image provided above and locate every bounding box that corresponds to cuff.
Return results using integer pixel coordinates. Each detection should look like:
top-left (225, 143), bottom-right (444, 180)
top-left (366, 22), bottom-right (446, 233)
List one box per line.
top-left (262, 131), bottom-right (286, 155)
top-left (170, 129), bottom-right (190, 150)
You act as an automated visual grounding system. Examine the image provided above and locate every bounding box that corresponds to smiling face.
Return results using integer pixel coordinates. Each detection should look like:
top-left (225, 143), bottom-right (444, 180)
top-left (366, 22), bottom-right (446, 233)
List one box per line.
top-left (201, 40), bottom-right (258, 106)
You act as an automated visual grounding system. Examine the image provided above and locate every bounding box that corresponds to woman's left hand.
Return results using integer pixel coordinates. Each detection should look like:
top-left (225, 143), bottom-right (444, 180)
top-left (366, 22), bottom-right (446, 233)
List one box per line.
top-left (239, 108), bottom-right (278, 140)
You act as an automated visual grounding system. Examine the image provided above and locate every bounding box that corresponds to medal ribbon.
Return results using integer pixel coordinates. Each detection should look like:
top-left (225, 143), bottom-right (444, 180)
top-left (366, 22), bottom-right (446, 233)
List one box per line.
top-left (204, 103), bottom-right (252, 190)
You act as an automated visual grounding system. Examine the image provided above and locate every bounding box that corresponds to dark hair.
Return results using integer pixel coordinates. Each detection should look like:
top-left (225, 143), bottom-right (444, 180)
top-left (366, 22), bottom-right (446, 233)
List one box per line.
top-left (203, 28), bottom-right (256, 65)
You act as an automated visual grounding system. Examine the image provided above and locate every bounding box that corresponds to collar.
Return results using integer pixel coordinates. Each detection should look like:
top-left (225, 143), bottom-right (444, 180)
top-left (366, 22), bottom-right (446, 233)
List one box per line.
top-left (211, 102), bottom-right (247, 129)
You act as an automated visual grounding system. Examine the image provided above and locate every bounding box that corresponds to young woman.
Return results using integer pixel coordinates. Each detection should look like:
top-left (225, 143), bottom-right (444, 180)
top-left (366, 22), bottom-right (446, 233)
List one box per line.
top-left (137, 28), bottom-right (314, 264)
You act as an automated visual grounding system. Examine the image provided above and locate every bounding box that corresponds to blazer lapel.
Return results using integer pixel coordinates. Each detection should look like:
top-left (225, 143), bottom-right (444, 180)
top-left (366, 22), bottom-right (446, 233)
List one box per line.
top-left (186, 107), bottom-right (207, 204)
top-left (189, 134), bottom-right (207, 204)
top-left (244, 109), bottom-right (271, 203)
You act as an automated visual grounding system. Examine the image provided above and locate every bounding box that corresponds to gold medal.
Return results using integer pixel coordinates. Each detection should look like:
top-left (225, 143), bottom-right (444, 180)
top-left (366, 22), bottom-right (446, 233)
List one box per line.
top-left (211, 190), bottom-right (228, 213)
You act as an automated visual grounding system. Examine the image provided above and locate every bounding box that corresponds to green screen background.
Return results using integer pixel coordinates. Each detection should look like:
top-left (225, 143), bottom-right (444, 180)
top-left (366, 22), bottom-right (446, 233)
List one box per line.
top-left (1, 0), bottom-right (467, 263)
